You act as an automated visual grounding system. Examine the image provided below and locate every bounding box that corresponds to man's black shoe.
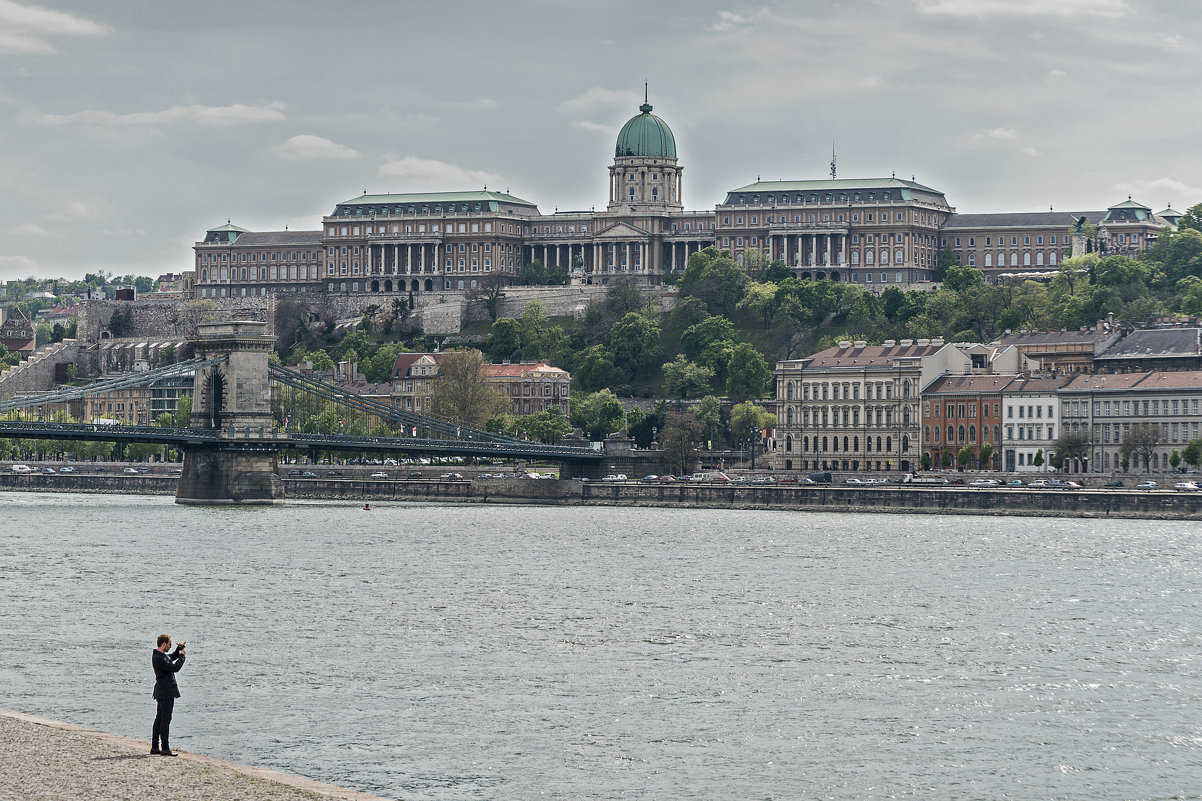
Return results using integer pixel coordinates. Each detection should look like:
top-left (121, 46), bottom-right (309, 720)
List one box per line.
top-left (150, 747), bottom-right (160, 754)
top-left (159, 750), bottom-right (177, 757)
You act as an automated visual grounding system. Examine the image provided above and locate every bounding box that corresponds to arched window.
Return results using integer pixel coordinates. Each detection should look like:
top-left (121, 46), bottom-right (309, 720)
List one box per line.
top-left (652, 188), bottom-right (659, 201)
top-left (852, 251), bottom-right (860, 265)
top-left (832, 437), bottom-right (839, 452)
top-left (995, 426), bottom-right (1001, 443)
top-left (885, 436), bottom-right (892, 452)
top-left (903, 407), bottom-right (911, 425)
top-left (786, 407), bottom-right (794, 425)
top-left (895, 250), bottom-right (903, 264)
top-left (1049, 252), bottom-right (1058, 266)
top-left (822, 436), bottom-right (828, 452)
top-left (984, 253), bottom-right (992, 267)
top-left (1024, 252), bottom-right (1031, 266)
top-left (201, 268), bottom-right (208, 282)
top-left (1036, 251), bottom-right (1044, 266)
top-left (803, 436), bottom-right (809, 452)
top-left (786, 383), bottom-right (794, 400)
top-left (843, 436), bottom-right (849, 451)
top-left (220, 267), bottom-right (228, 280)
top-left (947, 425), bottom-right (954, 442)
top-left (786, 435), bottom-right (793, 452)
top-left (877, 435), bottom-right (883, 451)
top-left (924, 426), bottom-right (930, 442)
top-left (958, 425), bottom-right (966, 443)
top-left (1011, 252), bottom-right (1018, 266)
top-left (853, 436), bottom-right (859, 451)
top-left (969, 425), bottom-right (977, 442)
top-left (903, 381), bottom-right (911, 399)
top-left (866, 251), bottom-right (874, 265)
top-left (934, 427), bottom-right (940, 443)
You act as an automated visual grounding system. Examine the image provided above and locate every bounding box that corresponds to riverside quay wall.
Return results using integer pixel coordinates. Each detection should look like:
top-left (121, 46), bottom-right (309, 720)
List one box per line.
top-left (4, 472), bottom-right (1192, 519)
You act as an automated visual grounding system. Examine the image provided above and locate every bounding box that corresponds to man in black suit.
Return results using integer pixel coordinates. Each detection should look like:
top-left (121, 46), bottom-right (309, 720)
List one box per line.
top-left (151, 634), bottom-right (186, 756)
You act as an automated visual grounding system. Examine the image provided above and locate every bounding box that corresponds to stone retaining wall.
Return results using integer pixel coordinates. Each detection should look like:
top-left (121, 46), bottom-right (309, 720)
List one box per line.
top-left (4, 472), bottom-right (1192, 519)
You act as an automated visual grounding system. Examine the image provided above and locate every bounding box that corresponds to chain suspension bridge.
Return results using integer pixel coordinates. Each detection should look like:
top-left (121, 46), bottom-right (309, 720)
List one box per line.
top-left (0, 322), bottom-right (602, 504)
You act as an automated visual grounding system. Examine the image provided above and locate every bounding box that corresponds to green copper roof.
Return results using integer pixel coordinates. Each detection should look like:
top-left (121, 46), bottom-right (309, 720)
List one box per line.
top-left (207, 223), bottom-right (251, 233)
top-left (1108, 199), bottom-right (1151, 210)
top-left (615, 102), bottom-right (677, 159)
top-left (339, 190), bottom-right (537, 207)
top-left (1157, 207), bottom-right (1184, 217)
top-left (728, 177), bottom-right (944, 195)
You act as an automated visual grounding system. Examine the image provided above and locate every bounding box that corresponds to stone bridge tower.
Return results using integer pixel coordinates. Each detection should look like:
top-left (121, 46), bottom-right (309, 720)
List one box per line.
top-left (176, 321), bottom-right (285, 505)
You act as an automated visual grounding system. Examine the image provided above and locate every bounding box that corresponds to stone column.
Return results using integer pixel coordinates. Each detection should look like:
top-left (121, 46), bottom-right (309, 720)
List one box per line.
top-left (811, 235), bottom-right (817, 268)
top-left (826, 234), bottom-right (831, 266)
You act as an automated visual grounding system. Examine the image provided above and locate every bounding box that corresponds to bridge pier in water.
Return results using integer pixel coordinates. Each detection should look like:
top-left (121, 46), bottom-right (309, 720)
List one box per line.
top-left (176, 321), bottom-right (287, 505)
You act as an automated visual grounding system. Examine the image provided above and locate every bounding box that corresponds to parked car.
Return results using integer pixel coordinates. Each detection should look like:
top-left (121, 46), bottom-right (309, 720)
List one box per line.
top-left (1004, 480), bottom-right (1023, 487)
top-left (10, 464), bottom-right (32, 474)
top-left (1028, 479), bottom-right (1051, 488)
top-left (93, 466), bottom-right (106, 473)
top-left (657, 474), bottom-right (677, 483)
top-left (1173, 482), bottom-right (1200, 491)
top-left (167, 468), bottom-right (182, 476)
top-left (325, 470), bottom-right (344, 477)
top-left (843, 478), bottom-right (864, 485)
top-left (640, 475), bottom-right (659, 483)
top-left (58, 466), bottom-right (75, 473)
top-left (286, 469), bottom-right (302, 476)
top-left (122, 467), bottom-right (139, 474)
top-left (779, 476), bottom-right (801, 484)
top-left (1102, 479), bottom-right (1123, 488)
top-left (709, 475), bottom-right (731, 484)
top-left (369, 472), bottom-right (389, 479)
top-left (1135, 481), bottom-right (1159, 490)
top-left (969, 479), bottom-right (1000, 487)
top-left (40, 467), bottom-right (56, 474)
top-left (440, 472), bottom-right (464, 480)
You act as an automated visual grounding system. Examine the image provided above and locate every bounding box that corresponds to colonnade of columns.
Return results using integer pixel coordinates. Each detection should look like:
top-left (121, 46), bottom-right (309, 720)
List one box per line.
top-left (364, 243), bottom-right (444, 275)
top-left (764, 232), bottom-right (850, 267)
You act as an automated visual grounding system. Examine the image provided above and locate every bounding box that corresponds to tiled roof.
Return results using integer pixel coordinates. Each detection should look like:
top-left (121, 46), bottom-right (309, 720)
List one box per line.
top-left (925, 374), bottom-right (1021, 394)
top-left (944, 211), bottom-right (1102, 229)
top-left (992, 329), bottom-right (1117, 347)
top-left (338, 191), bottom-right (537, 208)
top-left (1004, 376), bottom-right (1074, 393)
top-left (1132, 370), bottom-right (1202, 389)
top-left (785, 343), bottom-right (944, 369)
top-left (390, 352), bottom-right (442, 380)
top-left (1060, 372), bottom-right (1152, 392)
top-left (483, 362), bottom-right (568, 378)
top-left (228, 231), bottom-right (323, 247)
top-left (1095, 328), bottom-right (1201, 360)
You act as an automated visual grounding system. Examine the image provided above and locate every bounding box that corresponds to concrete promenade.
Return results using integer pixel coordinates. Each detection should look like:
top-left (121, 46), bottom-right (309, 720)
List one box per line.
top-left (0, 708), bottom-right (390, 801)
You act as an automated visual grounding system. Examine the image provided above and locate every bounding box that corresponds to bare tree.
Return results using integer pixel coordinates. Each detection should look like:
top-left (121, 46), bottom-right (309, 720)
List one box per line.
top-left (427, 349), bottom-right (508, 429)
top-left (1121, 423), bottom-right (1163, 473)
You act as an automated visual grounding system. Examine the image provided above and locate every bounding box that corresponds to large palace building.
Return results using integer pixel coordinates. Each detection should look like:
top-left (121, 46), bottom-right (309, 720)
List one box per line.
top-left (192, 97), bottom-right (1181, 299)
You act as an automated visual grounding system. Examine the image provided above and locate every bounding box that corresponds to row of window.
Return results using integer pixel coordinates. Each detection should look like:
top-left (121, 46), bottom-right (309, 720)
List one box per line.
top-left (965, 252), bottom-right (1060, 268)
top-left (790, 434), bottom-right (898, 454)
top-left (952, 234), bottom-right (1070, 247)
top-left (731, 191), bottom-right (909, 205)
top-left (926, 425), bottom-right (1004, 445)
top-left (723, 209), bottom-right (920, 227)
top-left (787, 406), bottom-right (909, 427)
top-left (784, 381), bottom-right (910, 401)
top-left (1066, 398), bottom-right (1202, 417)
top-left (198, 252), bottom-right (318, 263)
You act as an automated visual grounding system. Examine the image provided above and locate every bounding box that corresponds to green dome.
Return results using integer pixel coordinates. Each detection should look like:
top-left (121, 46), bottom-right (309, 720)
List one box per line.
top-left (615, 102), bottom-right (677, 159)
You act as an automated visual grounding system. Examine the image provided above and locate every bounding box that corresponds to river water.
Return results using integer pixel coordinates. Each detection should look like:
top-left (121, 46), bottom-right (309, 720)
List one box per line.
top-left (1, 492), bottom-right (1199, 800)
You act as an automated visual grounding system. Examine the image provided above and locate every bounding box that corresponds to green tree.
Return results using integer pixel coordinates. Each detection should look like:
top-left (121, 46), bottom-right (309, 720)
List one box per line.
top-left (677, 247), bottom-right (750, 316)
top-left (570, 389), bottom-right (626, 440)
top-left (957, 445), bottom-right (973, 470)
top-left (608, 312), bottom-right (662, 372)
top-left (518, 300), bottom-right (566, 362)
top-left (729, 400), bottom-right (774, 468)
top-left (941, 451), bottom-right (952, 468)
top-left (485, 317), bottom-right (522, 362)
top-left (690, 395), bottom-right (722, 449)
top-left (1176, 201), bottom-right (1202, 233)
top-left (662, 355), bottom-right (715, 399)
top-left (574, 345), bottom-right (622, 392)
top-left (1182, 439), bottom-right (1202, 469)
top-left (680, 316), bottom-right (737, 360)
top-left (725, 342), bottom-right (770, 402)
top-left (920, 452), bottom-right (931, 470)
top-left (1033, 448), bottom-right (1045, 468)
top-left (309, 349), bottom-right (335, 371)
top-left (934, 243), bottom-right (959, 282)
top-left (979, 442), bottom-right (994, 471)
top-left (736, 281), bottom-right (778, 328)
top-left (942, 264), bottom-right (985, 291)
top-left (1170, 449), bottom-right (1182, 471)
top-left (427, 349), bottom-right (507, 429)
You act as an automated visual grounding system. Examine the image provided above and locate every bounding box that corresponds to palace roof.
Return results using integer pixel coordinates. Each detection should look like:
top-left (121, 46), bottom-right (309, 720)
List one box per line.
top-left (336, 190), bottom-right (537, 209)
top-left (944, 211), bottom-right (1102, 229)
top-left (726, 177), bottom-right (943, 198)
top-left (615, 102), bottom-right (677, 159)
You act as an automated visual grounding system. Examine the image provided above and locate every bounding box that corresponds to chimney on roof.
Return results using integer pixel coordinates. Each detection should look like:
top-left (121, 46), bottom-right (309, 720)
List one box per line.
top-left (838, 340), bottom-right (852, 349)
top-left (917, 338), bottom-right (930, 346)
top-left (900, 338), bottom-right (913, 347)
top-left (853, 340), bottom-right (867, 349)
top-left (882, 339), bottom-right (896, 347)
top-left (931, 337), bottom-right (945, 346)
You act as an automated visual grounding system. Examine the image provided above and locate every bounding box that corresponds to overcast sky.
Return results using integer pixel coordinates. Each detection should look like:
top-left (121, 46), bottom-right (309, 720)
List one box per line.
top-left (1, 0), bottom-right (1199, 282)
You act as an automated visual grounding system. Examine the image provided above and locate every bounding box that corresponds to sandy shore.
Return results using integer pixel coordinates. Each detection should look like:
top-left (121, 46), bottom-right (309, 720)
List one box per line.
top-left (0, 708), bottom-right (391, 801)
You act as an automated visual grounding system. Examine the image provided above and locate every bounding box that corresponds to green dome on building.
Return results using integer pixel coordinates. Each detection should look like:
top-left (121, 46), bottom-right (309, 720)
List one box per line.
top-left (615, 102), bottom-right (677, 159)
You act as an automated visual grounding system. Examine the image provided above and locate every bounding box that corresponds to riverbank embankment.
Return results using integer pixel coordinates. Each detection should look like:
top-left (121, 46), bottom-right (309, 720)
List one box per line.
top-left (2, 472), bottom-right (1199, 519)
top-left (0, 708), bottom-right (390, 801)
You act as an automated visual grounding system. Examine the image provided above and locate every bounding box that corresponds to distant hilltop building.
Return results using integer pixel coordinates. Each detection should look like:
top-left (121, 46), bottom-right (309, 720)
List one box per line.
top-left (0, 306), bottom-right (36, 355)
top-left (192, 94), bottom-right (1180, 300)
